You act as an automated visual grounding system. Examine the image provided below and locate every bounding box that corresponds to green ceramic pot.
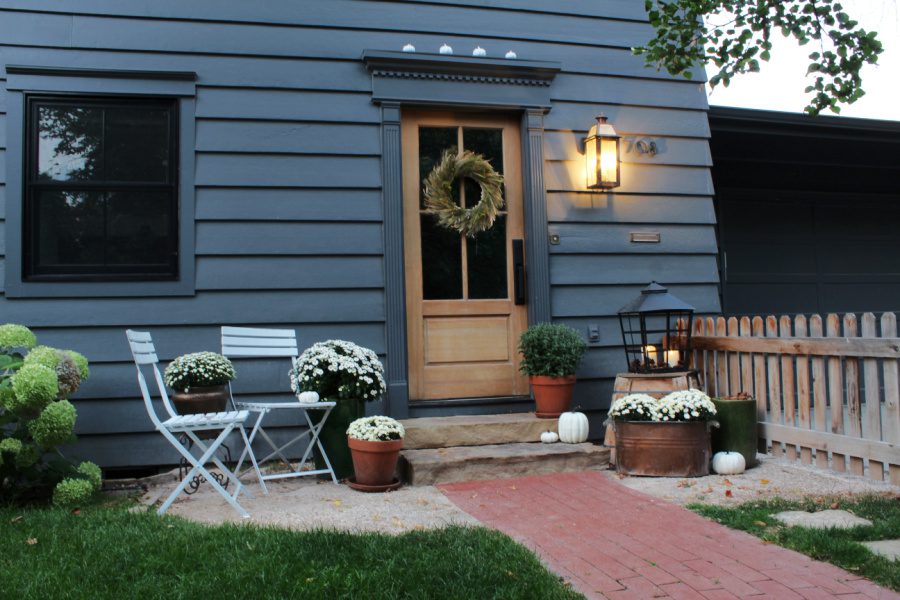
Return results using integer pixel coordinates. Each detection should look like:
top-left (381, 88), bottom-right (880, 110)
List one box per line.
top-left (311, 397), bottom-right (365, 480)
top-left (711, 397), bottom-right (758, 468)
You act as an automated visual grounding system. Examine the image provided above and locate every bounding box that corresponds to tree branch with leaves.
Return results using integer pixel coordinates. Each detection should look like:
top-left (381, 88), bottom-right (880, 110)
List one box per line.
top-left (634, 0), bottom-right (884, 114)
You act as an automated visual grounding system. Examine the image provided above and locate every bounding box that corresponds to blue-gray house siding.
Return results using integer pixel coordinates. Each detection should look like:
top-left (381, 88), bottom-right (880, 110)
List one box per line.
top-left (0, 0), bottom-right (720, 469)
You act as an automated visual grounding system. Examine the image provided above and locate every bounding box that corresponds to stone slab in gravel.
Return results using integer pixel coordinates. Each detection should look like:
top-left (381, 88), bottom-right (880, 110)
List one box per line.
top-left (861, 540), bottom-right (900, 561)
top-left (140, 475), bottom-right (479, 533)
top-left (774, 509), bottom-right (873, 529)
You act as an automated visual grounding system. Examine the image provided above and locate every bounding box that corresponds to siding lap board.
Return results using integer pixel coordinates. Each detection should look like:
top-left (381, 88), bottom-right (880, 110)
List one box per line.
top-left (0, 0), bottom-right (717, 465)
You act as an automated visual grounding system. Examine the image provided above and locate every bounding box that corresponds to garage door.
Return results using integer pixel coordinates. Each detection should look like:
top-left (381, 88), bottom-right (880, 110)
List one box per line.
top-left (719, 190), bottom-right (900, 314)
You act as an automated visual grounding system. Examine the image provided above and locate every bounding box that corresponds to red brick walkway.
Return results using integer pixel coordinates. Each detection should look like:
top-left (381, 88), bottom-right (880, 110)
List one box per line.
top-left (440, 471), bottom-right (899, 600)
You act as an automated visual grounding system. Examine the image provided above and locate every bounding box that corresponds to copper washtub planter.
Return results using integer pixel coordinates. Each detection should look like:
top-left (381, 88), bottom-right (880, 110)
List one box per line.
top-left (614, 420), bottom-right (716, 477)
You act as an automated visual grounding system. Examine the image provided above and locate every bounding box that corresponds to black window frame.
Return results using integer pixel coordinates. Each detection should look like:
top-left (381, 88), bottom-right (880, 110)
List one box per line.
top-left (23, 94), bottom-right (180, 281)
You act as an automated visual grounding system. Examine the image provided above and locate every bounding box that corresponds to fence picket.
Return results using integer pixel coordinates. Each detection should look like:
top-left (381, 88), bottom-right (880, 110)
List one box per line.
top-left (843, 314), bottom-right (864, 476)
top-left (861, 313), bottom-right (883, 481)
top-left (810, 315), bottom-right (829, 469)
top-left (716, 317), bottom-right (728, 397)
top-left (765, 316), bottom-right (783, 456)
top-left (780, 316), bottom-right (798, 461)
top-left (881, 313), bottom-right (900, 485)
top-left (694, 318), bottom-right (707, 393)
top-left (826, 314), bottom-right (846, 472)
top-left (728, 317), bottom-right (740, 395)
top-left (752, 317), bottom-right (768, 453)
top-left (795, 315), bottom-right (813, 465)
top-left (739, 317), bottom-right (753, 399)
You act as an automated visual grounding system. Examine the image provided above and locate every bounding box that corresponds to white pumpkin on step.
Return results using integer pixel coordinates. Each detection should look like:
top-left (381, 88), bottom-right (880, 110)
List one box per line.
top-left (540, 431), bottom-right (559, 444)
top-left (712, 451), bottom-right (746, 475)
top-left (558, 411), bottom-right (588, 443)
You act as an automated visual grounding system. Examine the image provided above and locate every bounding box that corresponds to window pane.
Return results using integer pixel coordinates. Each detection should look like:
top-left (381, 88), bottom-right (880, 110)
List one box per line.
top-left (106, 191), bottom-right (174, 266)
top-left (33, 190), bottom-right (174, 273)
top-left (106, 106), bottom-right (172, 182)
top-left (419, 127), bottom-right (458, 209)
top-left (421, 215), bottom-right (462, 299)
top-left (467, 215), bottom-right (508, 299)
top-left (35, 190), bottom-right (106, 266)
top-left (37, 105), bottom-right (104, 182)
top-left (462, 128), bottom-right (504, 209)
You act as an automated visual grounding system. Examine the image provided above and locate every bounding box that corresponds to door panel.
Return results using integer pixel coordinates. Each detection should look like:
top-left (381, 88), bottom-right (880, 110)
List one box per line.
top-left (402, 112), bottom-right (528, 400)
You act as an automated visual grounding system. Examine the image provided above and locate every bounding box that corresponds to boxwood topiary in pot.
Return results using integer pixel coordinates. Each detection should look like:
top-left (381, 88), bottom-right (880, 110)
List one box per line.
top-left (518, 323), bottom-right (587, 418)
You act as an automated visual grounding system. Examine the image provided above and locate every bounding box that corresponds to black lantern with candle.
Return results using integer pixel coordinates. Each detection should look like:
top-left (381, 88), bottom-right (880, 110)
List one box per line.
top-left (617, 282), bottom-right (695, 373)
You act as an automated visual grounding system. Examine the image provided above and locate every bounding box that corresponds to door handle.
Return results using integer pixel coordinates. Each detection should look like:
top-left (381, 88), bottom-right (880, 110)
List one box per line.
top-left (512, 239), bottom-right (526, 305)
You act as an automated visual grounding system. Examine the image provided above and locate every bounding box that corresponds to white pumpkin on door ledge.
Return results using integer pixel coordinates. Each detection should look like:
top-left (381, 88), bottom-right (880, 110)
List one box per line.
top-left (558, 411), bottom-right (588, 443)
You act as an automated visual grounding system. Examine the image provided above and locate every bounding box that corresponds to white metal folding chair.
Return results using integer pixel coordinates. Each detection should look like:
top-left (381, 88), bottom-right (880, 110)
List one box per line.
top-left (221, 326), bottom-right (338, 494)
top-left (126, 330), bottom-right (258, 518)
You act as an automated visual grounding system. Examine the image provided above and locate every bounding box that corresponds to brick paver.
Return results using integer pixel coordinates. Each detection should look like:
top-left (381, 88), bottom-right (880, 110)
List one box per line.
top-left (439, 471), bottom-right (899, 600)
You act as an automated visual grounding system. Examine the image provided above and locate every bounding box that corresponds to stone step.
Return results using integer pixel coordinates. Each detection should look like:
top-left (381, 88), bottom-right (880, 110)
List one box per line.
top-left (400, 442), bottom-right (609, 486)
top-left (400, 413), bottom-right (557, 450)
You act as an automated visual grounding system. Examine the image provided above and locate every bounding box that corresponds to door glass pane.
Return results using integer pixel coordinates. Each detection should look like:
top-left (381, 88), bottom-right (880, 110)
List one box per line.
top-left (421, 215), bottom-right (462, 299)
top-left (419, 127), bottom-right (458, 209)
top-left (105, 106), bottom-right (171, 182)
top-left (467, 215), bottom-right (507, 299)
top-left (462, 128), bottom-right (504, 208)
top-left (37, 105), bottom-right (104, 182)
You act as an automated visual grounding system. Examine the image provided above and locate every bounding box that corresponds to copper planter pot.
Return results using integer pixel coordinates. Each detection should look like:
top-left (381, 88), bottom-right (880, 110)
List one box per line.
top-left (614, 420), bottom-right (712, 477)
top-left (530, 375), bottom-right (576, 418)
top-left (171, 384), bottom-right (230, 440)
top-left (347, 437), bottom-right (403, 486)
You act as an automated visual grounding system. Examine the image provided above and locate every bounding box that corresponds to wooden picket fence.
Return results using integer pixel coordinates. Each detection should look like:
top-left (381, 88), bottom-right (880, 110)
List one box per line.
top-left (687, 313), bottom-right (900, 485)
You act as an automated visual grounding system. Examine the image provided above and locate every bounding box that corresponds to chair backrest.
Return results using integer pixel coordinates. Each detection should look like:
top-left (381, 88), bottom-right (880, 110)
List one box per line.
top-left (221, 326), bottom-right (299, 359)
top-left (125, 330), bottom-right (178, 427)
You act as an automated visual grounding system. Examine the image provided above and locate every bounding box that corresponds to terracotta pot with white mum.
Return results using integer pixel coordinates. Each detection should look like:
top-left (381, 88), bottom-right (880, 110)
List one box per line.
top-left (346, 416), bottom-right (405, 491)
top-left (164, 351), bottom-right (236, 415)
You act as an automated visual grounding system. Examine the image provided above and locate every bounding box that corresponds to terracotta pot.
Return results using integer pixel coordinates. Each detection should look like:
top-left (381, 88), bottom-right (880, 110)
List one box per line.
top-left (347, 436), bottom-right (403, 486)
top-left (614, 420), bottom-right (712, 477)
top-left (171, 385), bottom-right (230, 440)
top-left (530, 375), bottom-right (576, 418)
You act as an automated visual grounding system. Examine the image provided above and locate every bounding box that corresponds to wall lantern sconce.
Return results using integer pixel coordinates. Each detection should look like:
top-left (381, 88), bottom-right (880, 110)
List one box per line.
top-left (617, 282), bottom-right (695, 374)
top-left (584, 114), bottom-right (620, 190)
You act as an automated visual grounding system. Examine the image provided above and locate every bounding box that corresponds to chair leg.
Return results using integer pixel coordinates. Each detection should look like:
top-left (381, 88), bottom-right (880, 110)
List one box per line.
top-left (303, 407), bottom-right (339, 484)
top-left (238, 424), bottom-right (267, 496)
top-left (159, 426), bottom-right (249, 518)
top-left (183, 430), bottom-right (254, 501)
top-left (234, 411), bottom-right (269, 495)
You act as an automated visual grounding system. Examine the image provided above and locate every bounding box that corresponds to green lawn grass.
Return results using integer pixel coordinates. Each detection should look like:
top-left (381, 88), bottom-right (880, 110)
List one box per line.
top-left (1, 503), bottom-right (583, 600)
top-left (690, 495), bottom-right (900, 592)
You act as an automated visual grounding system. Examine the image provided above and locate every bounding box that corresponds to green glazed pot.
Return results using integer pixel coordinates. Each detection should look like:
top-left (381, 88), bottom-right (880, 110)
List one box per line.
top-left (311, 397), bottom-right (365, 480)
top-left (711, 397), bottom-right (758, 468)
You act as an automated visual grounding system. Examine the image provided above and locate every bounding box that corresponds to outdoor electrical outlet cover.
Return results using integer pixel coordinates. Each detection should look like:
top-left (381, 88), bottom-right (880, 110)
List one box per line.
top-left (588, 324), bottom-right (600, 341)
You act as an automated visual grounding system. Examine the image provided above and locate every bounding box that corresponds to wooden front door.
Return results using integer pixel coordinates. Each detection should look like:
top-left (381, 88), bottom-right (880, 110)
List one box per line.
top-left (402, 112), bottom-right (529, 401)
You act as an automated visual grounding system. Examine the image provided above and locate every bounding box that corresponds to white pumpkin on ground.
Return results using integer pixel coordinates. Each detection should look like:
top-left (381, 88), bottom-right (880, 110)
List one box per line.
top-left (540, 431), bottom-right (559, 444)
top-left (558, 411), bottom-right (589, 443)
top-left (712, 451), bottom-right (746, 475)
top-left (297, 391), bottom-right (320, 404)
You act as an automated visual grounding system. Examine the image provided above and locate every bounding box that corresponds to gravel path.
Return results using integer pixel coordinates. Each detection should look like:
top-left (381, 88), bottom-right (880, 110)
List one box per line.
top-left (141, 475), bottom-right (478, 533)
top-left (137, 454), bottom-right (900, 532)
top-left (608, 453), bottom-right (900, 506)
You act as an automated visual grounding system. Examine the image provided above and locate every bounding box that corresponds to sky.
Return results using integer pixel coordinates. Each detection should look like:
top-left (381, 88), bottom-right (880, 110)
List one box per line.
top-left (705, 0), bottom-right (899, 121)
